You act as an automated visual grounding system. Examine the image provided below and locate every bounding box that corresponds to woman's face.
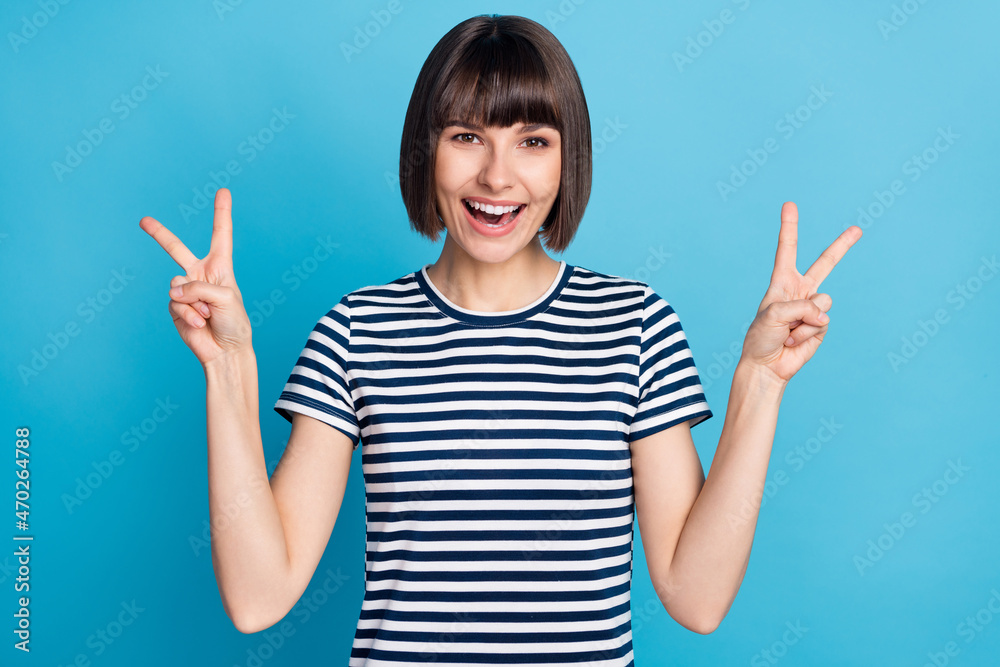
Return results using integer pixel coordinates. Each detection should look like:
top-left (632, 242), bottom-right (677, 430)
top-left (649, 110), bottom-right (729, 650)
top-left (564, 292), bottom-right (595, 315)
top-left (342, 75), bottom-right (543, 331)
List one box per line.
top-left (433, 120), bottom-right (561, 264)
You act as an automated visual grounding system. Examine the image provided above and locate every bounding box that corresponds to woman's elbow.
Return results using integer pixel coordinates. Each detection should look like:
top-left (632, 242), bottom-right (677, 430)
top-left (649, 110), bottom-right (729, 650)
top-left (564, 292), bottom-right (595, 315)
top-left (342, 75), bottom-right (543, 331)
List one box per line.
top-left (682, 614), bottom-right (722, 635)
top-left (229, 605), bottom-right (282, 635)
top-left (654, 581), bottom-right (725, 635)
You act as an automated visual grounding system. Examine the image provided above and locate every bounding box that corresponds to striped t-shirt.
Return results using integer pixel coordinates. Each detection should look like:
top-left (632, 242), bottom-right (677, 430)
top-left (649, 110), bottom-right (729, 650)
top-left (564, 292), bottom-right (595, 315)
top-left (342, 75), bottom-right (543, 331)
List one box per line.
top-left (273, 259), bottom-right (713, 666)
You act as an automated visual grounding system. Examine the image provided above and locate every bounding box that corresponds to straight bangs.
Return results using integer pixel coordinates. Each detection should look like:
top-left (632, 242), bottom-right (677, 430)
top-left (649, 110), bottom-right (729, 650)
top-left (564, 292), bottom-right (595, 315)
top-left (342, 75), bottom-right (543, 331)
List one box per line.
top-left (430, 34), bottom-right (560, 134)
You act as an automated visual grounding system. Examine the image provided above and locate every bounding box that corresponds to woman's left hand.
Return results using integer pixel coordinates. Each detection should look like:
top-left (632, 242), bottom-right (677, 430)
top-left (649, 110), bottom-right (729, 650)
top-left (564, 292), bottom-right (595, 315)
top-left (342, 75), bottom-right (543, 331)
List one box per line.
top-left (741, 202), bottom-right (863, 384)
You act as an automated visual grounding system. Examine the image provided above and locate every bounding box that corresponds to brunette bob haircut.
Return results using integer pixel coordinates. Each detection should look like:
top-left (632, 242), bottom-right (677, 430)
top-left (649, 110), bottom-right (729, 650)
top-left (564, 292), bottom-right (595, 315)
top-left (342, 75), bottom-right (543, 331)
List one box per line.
top-left (398, 14), bottom-right (592, 254)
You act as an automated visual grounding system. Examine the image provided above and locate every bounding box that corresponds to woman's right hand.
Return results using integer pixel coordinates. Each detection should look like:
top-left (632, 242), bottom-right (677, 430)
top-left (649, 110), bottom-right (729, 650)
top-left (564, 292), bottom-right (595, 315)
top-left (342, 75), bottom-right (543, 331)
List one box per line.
top-left (140, 188), bottom-right (253, 368)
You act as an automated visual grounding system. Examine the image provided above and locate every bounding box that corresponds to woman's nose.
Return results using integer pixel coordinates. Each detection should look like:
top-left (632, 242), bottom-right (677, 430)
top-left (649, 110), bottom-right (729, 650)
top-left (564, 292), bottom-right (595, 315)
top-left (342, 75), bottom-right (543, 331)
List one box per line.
top-left (479, 149), bottom-right (515, 191)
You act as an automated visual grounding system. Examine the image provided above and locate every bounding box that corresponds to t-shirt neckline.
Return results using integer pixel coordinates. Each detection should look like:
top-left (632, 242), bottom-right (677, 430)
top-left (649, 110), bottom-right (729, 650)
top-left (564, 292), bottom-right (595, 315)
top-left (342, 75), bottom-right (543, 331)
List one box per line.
top-left (415, 260), bottom-right (573, 326)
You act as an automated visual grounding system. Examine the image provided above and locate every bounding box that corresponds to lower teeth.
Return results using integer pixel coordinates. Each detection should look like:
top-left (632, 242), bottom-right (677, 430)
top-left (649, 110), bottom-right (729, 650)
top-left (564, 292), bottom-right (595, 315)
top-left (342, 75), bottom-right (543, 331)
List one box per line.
top-left (475, 206), bottom-right (520, 227)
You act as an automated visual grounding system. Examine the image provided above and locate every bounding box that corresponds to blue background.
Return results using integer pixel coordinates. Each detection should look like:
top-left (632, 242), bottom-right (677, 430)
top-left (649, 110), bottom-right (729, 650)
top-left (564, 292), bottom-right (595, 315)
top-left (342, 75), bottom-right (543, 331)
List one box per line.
top-left (2, 0), bottom-right (998, 665)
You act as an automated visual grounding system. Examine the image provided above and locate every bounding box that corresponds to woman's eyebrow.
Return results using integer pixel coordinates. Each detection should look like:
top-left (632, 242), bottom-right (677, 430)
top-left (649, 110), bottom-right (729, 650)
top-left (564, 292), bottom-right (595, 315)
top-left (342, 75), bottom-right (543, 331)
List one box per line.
top-left (519, 122), bottom-right (557, 133)
top-left (444, 120), bottom-right (557, 133)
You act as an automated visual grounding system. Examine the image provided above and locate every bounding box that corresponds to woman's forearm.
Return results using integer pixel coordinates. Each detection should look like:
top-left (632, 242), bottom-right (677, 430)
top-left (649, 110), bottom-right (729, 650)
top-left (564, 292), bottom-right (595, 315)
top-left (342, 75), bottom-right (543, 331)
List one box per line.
top-left (203, 348), bottom-right (291, 632)
top-left (664, 360), bottom-right (786, 631)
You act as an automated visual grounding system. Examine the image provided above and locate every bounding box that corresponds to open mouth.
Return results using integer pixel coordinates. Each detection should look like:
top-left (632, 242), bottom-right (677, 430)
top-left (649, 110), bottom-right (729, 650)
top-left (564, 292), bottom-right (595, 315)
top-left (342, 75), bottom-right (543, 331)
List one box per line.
top-left (462, 198), bottom-right (525, 228)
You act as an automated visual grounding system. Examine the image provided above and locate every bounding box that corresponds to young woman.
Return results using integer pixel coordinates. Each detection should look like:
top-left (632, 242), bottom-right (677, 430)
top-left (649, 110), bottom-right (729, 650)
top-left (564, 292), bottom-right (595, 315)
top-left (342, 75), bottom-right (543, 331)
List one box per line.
top-left (141, 14), bottom-right (860, 666)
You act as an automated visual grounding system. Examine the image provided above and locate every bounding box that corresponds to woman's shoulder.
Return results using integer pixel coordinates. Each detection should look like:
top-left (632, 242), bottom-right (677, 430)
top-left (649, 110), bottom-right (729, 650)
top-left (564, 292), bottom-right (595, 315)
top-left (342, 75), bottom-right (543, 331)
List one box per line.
top-left (566, 262), bottom-right (654, 296)
top-left (570, 262), bottom-right (638, 283)
top-left (567, 262), bottom-right (687, 321)
top-left (347, 267), bottom-right (421, 297)
top-left (322, 266), bottom-right (427, 314)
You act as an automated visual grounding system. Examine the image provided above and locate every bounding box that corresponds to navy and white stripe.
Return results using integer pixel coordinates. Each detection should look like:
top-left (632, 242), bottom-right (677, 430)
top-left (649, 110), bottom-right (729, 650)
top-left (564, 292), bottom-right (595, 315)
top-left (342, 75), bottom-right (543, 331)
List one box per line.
top-left (274, 260), bottom-right (713, 666)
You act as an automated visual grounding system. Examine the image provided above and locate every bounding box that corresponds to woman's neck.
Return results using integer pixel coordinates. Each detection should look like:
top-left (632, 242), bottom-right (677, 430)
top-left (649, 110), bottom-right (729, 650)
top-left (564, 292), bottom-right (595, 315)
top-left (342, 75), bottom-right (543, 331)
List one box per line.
top-left (425, 239), bottom-right (562, 313)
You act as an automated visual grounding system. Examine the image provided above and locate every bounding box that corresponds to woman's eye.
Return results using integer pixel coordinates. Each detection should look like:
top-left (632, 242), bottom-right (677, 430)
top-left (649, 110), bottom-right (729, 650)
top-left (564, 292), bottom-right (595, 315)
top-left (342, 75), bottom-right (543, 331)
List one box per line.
top-left (451, 133), bottom-right (549, 148)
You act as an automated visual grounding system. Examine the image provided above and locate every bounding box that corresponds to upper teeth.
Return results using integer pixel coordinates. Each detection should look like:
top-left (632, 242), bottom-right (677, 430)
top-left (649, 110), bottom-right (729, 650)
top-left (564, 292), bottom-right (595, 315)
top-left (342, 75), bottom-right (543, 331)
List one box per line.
top-left (465, 199), bottom-right (521, 215)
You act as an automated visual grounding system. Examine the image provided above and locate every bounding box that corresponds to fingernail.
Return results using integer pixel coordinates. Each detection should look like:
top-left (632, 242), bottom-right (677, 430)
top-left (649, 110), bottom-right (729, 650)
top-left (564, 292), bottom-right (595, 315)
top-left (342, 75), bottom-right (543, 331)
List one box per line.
top-left (819, 312), bottom-right (829, 322)
top-left (198, 304), bottom-right (210, 317)
top-left (785, 336), bottom-right (795, 346)
top-left (170, 286), bottom-right (182, 297)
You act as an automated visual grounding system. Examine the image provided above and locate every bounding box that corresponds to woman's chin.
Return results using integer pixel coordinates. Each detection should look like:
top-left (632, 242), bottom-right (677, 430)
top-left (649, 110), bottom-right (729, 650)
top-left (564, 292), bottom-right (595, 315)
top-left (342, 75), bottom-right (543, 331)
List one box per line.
top-left (449, 233), bottom-right (538, 265)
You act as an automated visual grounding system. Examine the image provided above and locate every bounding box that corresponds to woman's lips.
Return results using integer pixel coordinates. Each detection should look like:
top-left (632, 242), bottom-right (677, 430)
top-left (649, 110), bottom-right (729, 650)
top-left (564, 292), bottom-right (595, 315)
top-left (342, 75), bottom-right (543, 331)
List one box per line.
top-left (462, 198), bottom-right (524, 237)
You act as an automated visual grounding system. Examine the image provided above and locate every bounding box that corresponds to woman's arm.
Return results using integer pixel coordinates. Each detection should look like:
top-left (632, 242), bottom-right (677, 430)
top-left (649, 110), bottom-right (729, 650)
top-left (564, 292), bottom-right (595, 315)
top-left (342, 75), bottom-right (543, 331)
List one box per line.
top-left (141, 189), bottom-right (354, 634)
top-left (204, 348), bottom-right (354, 634)
top-left (633, 202), bottom-right (861, 633)
top-left (632, 362), bottom-right (784, 634)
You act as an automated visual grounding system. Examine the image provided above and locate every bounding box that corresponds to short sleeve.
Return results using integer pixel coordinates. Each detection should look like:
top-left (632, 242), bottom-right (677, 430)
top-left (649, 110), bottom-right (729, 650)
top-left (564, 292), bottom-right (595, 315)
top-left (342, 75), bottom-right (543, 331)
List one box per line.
top-left (628, 285), bottom-right (713, 442)
top-left (273, 294), bottom-right (360, 449)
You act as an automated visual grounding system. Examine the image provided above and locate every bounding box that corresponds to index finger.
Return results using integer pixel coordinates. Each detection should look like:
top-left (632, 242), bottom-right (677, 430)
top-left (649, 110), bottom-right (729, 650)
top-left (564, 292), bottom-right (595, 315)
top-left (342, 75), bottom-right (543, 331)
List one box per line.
top-left (803, 225), bottom-right (863, 287)
top-left (139, 216), bottom-right (199, 272)
top-left (209, 188), bottom-right (233, 258)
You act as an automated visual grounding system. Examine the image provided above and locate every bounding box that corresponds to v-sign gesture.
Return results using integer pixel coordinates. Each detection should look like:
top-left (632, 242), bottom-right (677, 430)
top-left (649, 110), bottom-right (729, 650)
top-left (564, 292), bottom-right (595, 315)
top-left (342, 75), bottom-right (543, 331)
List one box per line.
top-left (741, 202), bottom-right (862, 384)
top-left (140, 188), bottom-right (253, 367)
